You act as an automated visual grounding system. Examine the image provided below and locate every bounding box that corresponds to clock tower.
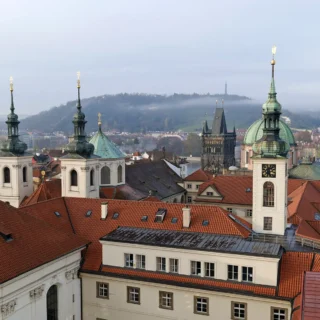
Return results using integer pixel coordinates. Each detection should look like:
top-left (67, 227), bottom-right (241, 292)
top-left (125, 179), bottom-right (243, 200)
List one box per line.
top-left (252, 46), bottom-right (289, 235)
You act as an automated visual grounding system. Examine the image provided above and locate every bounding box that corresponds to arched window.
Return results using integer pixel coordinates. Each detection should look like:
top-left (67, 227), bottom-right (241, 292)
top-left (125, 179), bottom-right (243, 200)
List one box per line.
top-left (90, 168), bottom-right (94, 186)
top-left (23, 166), bottom-right (27, 183)
top-left (4, 167), bottom-right (10, 183)
top-left (263, 182), bottom-right (274, 207)
top-left (47, 285), bottom-right (58, 320)
top-left (101, 166), bottom-right (110, 185)
top-left (70, 169), bottom-right (78, 187)
top-left (117, 165), bottom-right (123, 183)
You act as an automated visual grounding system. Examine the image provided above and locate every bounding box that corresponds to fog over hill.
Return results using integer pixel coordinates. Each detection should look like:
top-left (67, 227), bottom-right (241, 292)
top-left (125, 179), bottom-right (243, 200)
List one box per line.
top-left (15, 93), bottom-right (320, 133)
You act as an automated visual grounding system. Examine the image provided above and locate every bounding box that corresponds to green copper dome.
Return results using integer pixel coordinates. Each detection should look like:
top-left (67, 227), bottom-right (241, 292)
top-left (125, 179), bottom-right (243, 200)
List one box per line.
top-left (244, 118), bottom-right (296, 148)
top-left (90, 127), bottom-right (126, 159)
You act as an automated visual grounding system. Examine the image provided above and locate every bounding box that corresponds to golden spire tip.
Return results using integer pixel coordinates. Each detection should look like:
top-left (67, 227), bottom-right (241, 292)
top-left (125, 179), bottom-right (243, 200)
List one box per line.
top-left (9, 76), bottom-right (13, 92)
top-left (77, 71), bottom-right (81, 88)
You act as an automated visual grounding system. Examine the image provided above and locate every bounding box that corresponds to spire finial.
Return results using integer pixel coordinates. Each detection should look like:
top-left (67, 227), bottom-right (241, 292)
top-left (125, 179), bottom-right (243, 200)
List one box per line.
top-left (98, 112), bottom-right (102, 129)
top-left (271, 45), bottom-right (276, 78)
top-left (9, 76), bottom-right (14, 113)
top-left (76, 71), bottom-right (81, 111)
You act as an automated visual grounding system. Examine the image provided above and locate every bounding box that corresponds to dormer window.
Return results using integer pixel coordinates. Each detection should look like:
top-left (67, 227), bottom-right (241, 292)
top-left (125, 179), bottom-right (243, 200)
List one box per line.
top-left (206, 192), bottom-right (213, 196)
top-left (154, 208), bottom-right (167, 222)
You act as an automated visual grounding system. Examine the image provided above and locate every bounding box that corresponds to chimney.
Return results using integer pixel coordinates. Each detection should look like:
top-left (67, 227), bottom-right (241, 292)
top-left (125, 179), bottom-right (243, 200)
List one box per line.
top-left (101, 202), bottom-right (108, 220)
top-left (182, 206), bottom-right (191, 228)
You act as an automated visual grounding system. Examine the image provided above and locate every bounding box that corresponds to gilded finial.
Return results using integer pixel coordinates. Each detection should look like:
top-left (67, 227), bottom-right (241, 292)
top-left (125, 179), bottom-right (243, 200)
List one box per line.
top-left (77, 71), bottom-right (81, 88)
top-left (98, 112), bottom-right (102, 127)
top-left (9, 76), bottom-right (13, 92)
top-left (271, 45), bottom-right (276, 65)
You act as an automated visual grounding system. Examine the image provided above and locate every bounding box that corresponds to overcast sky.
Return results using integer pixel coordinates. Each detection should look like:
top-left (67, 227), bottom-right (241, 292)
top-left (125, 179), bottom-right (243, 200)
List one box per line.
top-left (0, 0), bottom-right (319, 114)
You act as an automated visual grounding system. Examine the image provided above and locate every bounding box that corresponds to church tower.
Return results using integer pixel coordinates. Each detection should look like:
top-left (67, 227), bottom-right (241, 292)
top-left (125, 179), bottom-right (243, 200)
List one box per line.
top-left (201, 104), bottom-right (236, 173)
top-left (60, 72), bottom-right (100, 198)
top-left (0, 77), bottom-right (33, 207)
top-left (252, 46), bottom-right (289, 235)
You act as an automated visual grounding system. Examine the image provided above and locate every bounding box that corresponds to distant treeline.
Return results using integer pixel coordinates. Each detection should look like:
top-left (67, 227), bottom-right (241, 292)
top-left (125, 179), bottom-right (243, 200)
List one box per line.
top-left (17, 93), bottom-right (320, 133)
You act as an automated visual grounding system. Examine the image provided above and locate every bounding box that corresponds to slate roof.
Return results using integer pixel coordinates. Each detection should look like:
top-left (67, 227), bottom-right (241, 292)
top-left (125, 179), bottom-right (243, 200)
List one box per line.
top-left (125, 160), bottom-right (185, 200)
top-left (102, 227), bottom-right (282, 258)
top-left (89, 128), bottom-right (126, 159)
top-left (0, 201), bottom-right (88, 284)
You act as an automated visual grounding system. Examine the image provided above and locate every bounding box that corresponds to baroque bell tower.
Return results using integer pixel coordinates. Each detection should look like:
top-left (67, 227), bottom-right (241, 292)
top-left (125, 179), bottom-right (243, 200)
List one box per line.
top-left (0, 77), bottom-right (33, 207)
top-left (252, 46), bottom-right (289, 235)
top-left (60, 72), bottom-right (100, 198)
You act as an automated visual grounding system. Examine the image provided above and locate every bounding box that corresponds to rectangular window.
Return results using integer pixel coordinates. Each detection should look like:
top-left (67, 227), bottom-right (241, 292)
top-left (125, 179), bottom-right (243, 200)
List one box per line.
top-left (169, 258), bottom-right (179, 273)
top-left (242, 266), bottom-right (253, 282)
top-left (194, 296), bottom-right (209, 315)
top-left (196, 184), bottom-right (200, 189)
top-left (156, 257), bottom-right (166, 272)
top-left (206, 192), bottom-right (213, 196)
top-left (72, 294), bottom-right (75, 303)
top-left (191, 261), bottom-right (201, 276)
top-left (159, 291), bottom-right (173, 310)
top-left (227, 207), bottom-right (233, 213)
top-left (263, 217), bottom-right (273, 231)
top-left (136, 255), bottom-right (145, 269)
top-left (204, 262), bottom-right (215, 278)
top-left (245, 151), bottom-right (249, 164)
top-left (246, 209), bottom-right (252, 217)
top-left (187, 184), bottom-right (192, 189)
top-left (127, 286), bottom-right (140, 304)
top-left (124, 253), bottom-right (134, 267)
top-left (228, 265), bottom-right (238, 280)
top-left (96, 282), bottom-right (109, 299)
top-left (231, 302), bottom-right (247, 319)
top-left (187, 196), bottom-right (192, 203)
top-left (271, 307), bottom-right (288, 320)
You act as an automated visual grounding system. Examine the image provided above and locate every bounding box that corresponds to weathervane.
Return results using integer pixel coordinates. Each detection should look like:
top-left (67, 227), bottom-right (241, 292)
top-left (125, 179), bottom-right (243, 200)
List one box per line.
top-left (271, 45), bottom-right (277, 78)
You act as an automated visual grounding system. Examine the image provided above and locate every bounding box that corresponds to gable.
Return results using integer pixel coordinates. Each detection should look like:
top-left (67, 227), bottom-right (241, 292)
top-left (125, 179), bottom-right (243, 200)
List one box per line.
top-left (200, 185), bottom-right (222, 199)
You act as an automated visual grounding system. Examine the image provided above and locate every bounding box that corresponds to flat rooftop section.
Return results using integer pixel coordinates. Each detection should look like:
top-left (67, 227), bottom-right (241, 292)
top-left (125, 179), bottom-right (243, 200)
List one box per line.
top-left (301, 272), bottom-right (320, 319)
top-left (101, 227), bottom-right (282, 258)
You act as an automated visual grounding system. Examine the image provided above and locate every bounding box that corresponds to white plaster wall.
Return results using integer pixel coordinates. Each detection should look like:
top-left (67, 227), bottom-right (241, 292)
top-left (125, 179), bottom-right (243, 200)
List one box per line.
top-left (0, 250), bottom-right (83, 320)
top-left (81, 274), bottom-right (290, 320)
top-left (61, 158), bottom-right (100, 198)
top-left (252, 158), bottom-right (288, 235)
top-left (100, 242), bottom-right (279, 286)
top-left (98, 159), bottom-right (125, 186)
top-left (0, 156), bottom-right (33, 207)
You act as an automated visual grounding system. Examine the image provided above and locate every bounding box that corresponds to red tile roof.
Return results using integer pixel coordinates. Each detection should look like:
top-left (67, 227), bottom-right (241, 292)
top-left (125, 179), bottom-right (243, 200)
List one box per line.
top-left (278, 252), bottom-right (314, 298)
top-left (141, 196), bottom-right (162, 202)
top-left (184, 169), bottom-right (213, 182)
top-left (98, 266), bottom-right (277, 298)
top-left (0, 201), bottom-right (88, 284)
top-left (301, 272), bottom-right (320, 320)
top-left (20, 179), bottom-right (61, 207)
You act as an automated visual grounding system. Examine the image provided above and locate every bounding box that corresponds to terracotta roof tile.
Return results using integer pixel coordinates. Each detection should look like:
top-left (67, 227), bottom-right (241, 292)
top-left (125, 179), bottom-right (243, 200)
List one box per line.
top-left (301, 272), bottom-right (320, 320)
top-left (184, 169), bottom-right (213, 182)
top-left (0, 201), bottom-right (88, 284)
top-left (278, 252), bottom-right (314, 298)
top-left (97, 266), bottom-right (277, 298)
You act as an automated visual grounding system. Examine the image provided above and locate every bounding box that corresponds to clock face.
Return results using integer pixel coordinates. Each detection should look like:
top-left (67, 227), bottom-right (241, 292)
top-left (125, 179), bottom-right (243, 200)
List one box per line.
top-left (262, 164), bottom-right (276, 178)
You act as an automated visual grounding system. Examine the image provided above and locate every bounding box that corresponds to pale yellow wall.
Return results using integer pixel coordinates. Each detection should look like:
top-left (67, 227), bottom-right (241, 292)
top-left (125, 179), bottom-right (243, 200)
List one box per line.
top-left (81, 273), bottom-right (291, 320)
top-left (100, 242), bottom-right (280, 286)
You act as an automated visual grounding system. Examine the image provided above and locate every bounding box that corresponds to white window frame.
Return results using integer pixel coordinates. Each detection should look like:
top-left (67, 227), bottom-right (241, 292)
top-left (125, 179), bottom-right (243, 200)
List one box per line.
top-left (228, 265), bottom-right (238, 280)
top-left (194, 296), bottom-right (209, 315)
top-left (136, 254), bottom-right (146, 269)
top-left (159, 291), bottom-right (173, 310)
top-left (96, 282), bottom-right (109, 299)
top-left (127, 286), bottom-right (140, 304)
top-left (242, 266), bottom-right (253, 282)
top-left (169, 258), bottom-right (179, 273)
top-left (246, 209), bottom-right (252, 217)
top-left (191, 261), bottom-right (201, 276)
top-left (271, 307), bottom-right (287, 320)
top-left (231, 302), bottom-right (247, 320)
top-left (187, 184), bottom-right (192, 189)
top-left (204, 262), bottom-right (215, 278)
top-left (124, 253), bottom-right (134, 268)
top-left (156, 257), bottom-right (166, 272)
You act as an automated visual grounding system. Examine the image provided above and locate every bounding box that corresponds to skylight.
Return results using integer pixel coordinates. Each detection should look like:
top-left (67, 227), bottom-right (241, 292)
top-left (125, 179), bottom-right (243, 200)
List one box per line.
top-left (112, 212), bottom-right (119, 219)
top-left (315, 213), bottom-right (320, 221)
top-left (85, 210), bottom-right (92, 217)
top-left (202, 220), bottom-right (209, 226)
top-left (141, 215), bottom-right (148, 222)
top-left (54, 211), bottom-right (61, 217)
top-left (246, 188), bottom-right (251, 192)
top-left (171, 217), bottom-right (178, 223)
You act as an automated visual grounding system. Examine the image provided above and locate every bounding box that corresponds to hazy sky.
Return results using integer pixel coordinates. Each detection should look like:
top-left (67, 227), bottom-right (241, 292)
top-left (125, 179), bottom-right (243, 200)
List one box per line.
top-left (0, 0), bottom-right (319, 114)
